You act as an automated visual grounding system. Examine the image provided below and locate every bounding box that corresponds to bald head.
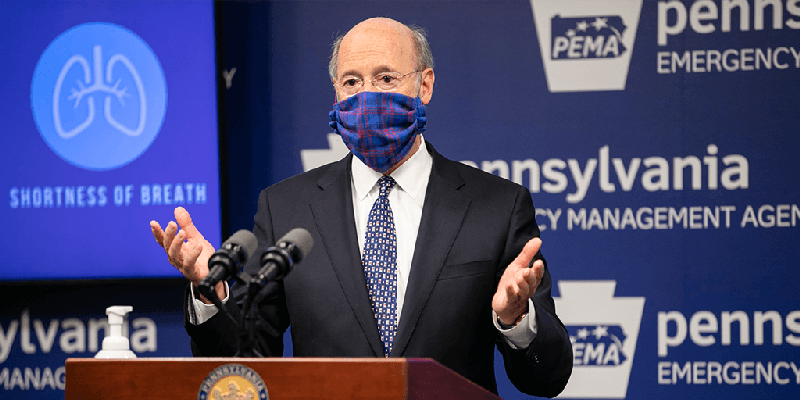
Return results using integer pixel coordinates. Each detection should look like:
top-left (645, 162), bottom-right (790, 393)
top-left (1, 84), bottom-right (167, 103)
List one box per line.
top-left (328, 18), bottom-right (434, 83)
top-left (350, 17), bottom-right (414, 43)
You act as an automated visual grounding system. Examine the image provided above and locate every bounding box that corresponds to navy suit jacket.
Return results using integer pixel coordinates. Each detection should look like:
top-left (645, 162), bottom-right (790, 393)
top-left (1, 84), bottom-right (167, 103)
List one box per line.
top-left (186, 143), bottom-right (572, 397)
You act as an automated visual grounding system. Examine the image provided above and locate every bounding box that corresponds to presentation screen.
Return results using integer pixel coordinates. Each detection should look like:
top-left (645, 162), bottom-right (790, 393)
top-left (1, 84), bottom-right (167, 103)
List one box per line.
top-left (0, 1), bottom-right (222, 279)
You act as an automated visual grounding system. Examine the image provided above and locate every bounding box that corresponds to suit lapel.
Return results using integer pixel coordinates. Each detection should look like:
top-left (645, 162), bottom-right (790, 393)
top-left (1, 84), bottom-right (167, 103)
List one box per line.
top-left (392, 145), bottom-right (469, 356)
top-left (310, 155), bottom-right (385, 357)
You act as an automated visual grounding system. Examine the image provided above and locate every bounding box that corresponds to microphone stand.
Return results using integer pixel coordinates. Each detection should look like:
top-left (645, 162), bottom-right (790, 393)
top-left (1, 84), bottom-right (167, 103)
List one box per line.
top-left (233, 271), bottom-right (267, 358)
top-left (200, 240), bottom-right (305, 358)
top-left (197, 272), bottom-right (264, 357)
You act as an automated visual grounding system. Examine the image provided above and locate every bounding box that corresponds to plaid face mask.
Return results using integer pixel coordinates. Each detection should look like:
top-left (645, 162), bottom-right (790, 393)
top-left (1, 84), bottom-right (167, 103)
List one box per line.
top-left (329, 91), bottom-right (427, 173)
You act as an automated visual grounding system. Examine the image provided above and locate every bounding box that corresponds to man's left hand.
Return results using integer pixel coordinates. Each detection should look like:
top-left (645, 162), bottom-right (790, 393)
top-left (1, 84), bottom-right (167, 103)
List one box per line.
top-left (492, 238), bottom-right (544, 326)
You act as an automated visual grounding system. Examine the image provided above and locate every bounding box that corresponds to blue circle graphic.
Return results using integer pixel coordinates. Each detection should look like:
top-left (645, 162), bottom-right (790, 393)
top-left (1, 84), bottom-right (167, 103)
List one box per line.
top-left (31, 22), bottom-right (167, 171)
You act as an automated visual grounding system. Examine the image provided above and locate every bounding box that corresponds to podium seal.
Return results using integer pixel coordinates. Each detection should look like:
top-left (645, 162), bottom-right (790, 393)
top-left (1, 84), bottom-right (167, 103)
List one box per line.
top-left (198, 363), bottom-right (269, 400)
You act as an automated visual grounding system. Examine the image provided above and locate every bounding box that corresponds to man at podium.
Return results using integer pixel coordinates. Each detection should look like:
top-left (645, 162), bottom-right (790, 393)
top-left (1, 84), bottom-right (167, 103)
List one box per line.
top-left (151, 17), bottom-right (572, 398)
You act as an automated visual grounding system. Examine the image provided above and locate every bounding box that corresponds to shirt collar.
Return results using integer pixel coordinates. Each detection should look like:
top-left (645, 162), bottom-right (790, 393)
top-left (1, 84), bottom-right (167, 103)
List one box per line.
top-left (351, 135), bottom-right (432, 207)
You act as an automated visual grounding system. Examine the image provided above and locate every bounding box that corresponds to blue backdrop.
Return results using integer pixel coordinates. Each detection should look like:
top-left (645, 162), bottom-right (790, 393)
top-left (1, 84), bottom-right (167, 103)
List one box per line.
top-left (2, 1), bottom-right (799, 399)
top-left (219, 1), bottom-right (800, 398)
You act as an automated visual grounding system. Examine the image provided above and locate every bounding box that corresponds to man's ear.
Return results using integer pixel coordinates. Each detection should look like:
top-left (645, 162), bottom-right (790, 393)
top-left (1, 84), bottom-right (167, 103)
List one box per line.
top-left (419, 68), bottom-right (435, 104)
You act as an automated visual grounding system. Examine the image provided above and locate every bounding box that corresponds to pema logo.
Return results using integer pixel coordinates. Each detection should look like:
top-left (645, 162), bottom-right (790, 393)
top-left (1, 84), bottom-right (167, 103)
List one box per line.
top-left (554, 280), bottom-right (645, 398)
top-left (529, 0), bottom-right (643, 92)
top-left (30, 22), bottom-right (167, 171)
top-left (567, 324), bottom-right (628, 366)
top-left (550, 16), bottom-right (629, 60)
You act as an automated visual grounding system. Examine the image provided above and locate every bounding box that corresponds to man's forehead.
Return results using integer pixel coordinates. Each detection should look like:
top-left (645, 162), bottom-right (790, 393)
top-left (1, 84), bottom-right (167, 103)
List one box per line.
top-left (337, 18), bottom-right (415, 72)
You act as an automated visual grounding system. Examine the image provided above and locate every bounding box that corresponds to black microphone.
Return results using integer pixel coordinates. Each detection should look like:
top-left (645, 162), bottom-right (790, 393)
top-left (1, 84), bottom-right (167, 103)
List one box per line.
top-left (257, 228), bottom-right (314, 282)
top-left (199, 229), bottom-right (258, 289)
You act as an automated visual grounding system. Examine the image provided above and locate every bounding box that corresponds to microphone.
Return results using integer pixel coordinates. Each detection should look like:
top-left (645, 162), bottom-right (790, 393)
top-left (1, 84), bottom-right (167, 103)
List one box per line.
top-left (199, 229), bottom-right (258, 289)
top-left (257, 228), bottom-right (314, 282)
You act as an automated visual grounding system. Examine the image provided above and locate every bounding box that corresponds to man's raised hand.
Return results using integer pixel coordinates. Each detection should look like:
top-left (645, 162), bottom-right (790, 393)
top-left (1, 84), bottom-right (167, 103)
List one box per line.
top-left (492, 237), bottom-right (544, 327)
top-left (150, 207), bottom-right (215, 286)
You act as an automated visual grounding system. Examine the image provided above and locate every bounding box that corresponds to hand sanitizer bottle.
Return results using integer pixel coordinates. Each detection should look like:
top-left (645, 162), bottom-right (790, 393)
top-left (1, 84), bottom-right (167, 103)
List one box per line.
top-left (95, 306), bottom-right (137, 359)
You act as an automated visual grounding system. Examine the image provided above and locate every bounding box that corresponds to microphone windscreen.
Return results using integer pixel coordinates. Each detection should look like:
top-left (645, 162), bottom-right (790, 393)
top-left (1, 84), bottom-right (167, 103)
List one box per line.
top-left (279, 228), bottom-right (314, 260)
top-left (226, 229), bottom-right (259, 259)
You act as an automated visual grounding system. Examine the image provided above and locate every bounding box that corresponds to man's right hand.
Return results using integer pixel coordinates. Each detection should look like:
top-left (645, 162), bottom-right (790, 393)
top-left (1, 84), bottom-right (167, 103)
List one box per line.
top-left (150, 207), bottom-right (224, 302)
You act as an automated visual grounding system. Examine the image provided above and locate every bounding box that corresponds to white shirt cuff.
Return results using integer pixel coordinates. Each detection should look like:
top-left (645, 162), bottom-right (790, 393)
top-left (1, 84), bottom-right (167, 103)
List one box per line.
top-left (188, 281), bottom-right (230, 325)
top-left (493, 298), bottom-right (538, 349)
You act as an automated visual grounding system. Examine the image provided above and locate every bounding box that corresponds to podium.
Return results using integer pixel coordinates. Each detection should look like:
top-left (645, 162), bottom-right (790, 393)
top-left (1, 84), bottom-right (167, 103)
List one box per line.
top-left (65, 357), bottom-right (501, 399)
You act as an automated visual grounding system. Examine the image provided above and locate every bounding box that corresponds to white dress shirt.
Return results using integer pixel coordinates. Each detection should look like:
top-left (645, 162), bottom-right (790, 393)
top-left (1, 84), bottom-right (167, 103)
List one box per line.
top-left (191, 135), bottom-right (536, 349)
top-left (349, 135), bottom-right (431, 325)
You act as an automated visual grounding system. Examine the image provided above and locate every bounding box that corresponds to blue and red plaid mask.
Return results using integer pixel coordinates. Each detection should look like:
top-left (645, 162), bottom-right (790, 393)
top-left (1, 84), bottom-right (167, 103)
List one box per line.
top-left (329, 92), bottom-right (427, 173)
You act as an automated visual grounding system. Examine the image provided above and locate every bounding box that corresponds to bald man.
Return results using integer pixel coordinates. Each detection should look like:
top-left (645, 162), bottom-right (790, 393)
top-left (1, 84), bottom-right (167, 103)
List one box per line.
top-left (151, 17), bottom-right (572, 397)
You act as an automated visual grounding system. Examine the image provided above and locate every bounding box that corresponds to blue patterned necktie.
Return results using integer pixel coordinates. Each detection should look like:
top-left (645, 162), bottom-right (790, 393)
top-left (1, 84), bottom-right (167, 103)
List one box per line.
top-left (363, 175), bottom-right (398, 357)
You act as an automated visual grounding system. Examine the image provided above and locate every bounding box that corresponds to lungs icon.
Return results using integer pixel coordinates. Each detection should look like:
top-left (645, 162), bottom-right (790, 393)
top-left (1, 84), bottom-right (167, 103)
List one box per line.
top-left (54, 46), bottom-right (146, 139)
top-left (31, 22), bottom-right (166, 171)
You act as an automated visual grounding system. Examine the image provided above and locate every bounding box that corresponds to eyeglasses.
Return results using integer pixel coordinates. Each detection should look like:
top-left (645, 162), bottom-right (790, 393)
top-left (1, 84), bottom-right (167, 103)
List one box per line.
top-left (334, 71), bottom-right (420, 96)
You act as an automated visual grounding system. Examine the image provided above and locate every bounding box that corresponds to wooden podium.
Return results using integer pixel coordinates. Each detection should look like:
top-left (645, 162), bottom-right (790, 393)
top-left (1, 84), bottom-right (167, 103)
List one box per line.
top-left (65, 357), bottom-right (501, 399)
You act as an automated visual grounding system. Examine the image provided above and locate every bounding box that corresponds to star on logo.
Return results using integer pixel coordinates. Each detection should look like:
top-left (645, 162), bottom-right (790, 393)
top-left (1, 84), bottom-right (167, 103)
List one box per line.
top-left (566, 29), bottom-right (576, 37)
top-left (576, 20), bottom-right (589, 32)
top-left (577, 327), bottom-right (590, 340)
top-left (592, 17), bottom-right (608, 31)
top-left (593, 325), bottom-right (609, 340)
